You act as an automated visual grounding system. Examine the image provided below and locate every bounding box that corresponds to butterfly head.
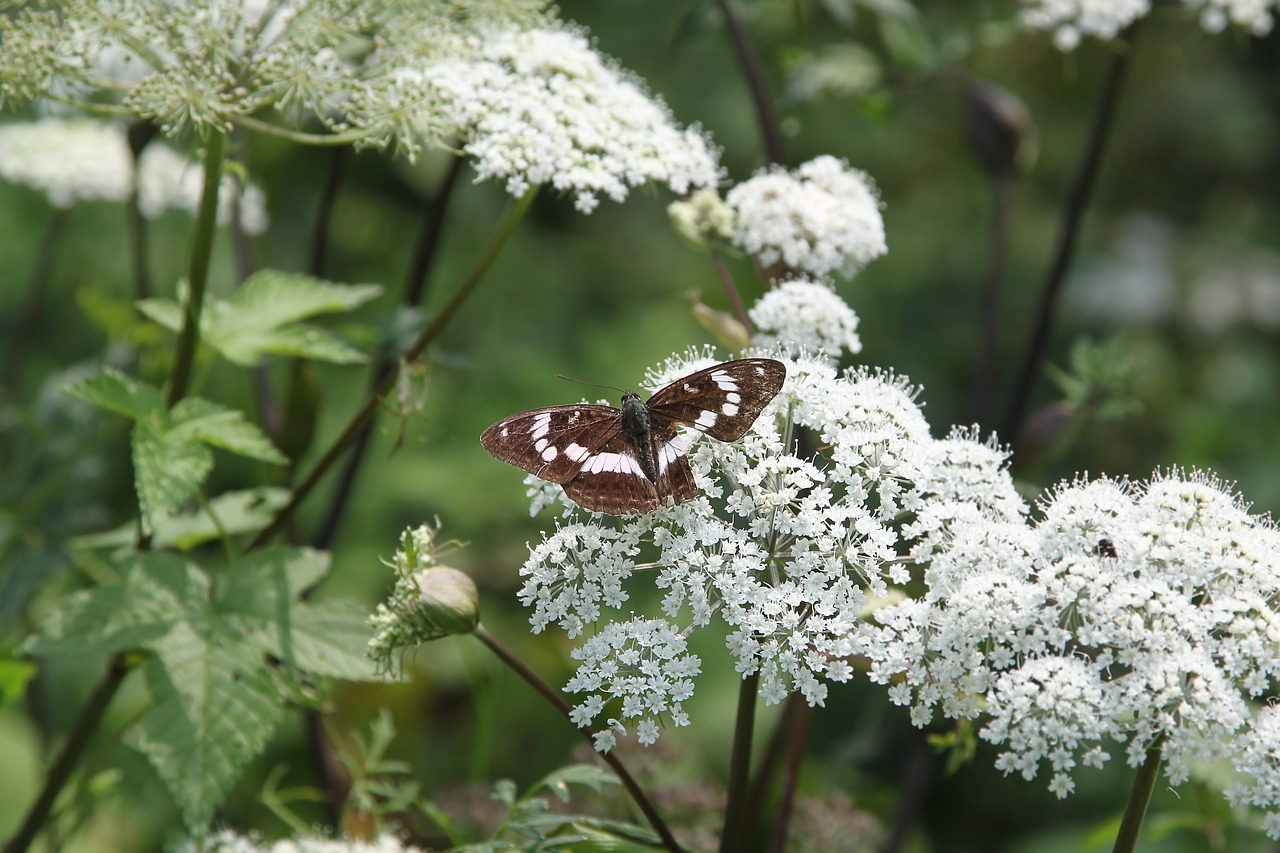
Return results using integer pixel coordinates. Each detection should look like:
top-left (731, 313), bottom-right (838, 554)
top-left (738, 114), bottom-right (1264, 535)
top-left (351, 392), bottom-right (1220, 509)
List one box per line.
top-left (620, 389), bottom-right (649, 441)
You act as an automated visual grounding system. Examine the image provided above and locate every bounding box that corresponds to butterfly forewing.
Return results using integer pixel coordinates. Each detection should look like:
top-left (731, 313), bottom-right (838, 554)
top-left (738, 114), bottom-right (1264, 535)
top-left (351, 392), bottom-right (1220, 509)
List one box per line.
top-left (646, 358), bottom-right (786, 441)
top-left (479, 404), bottom-right (623, 484)
top-left (480, 358), bottom-right (786, 515)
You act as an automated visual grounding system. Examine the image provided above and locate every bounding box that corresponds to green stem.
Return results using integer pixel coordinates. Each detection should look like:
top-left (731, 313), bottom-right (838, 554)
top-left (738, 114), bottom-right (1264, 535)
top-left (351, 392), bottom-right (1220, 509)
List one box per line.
top-left (1112, 734), bottom-right (1164, 853)
top-left (166, 130), bottom-right (227, 409)
top-left (720, 671), bottom-right (760, 853)
top-left (2, 655), bottom-right (131, 853)
top-left (248, 186), bottom-right (538, 550)
top-left (473, 625), bottom-right (683, 853)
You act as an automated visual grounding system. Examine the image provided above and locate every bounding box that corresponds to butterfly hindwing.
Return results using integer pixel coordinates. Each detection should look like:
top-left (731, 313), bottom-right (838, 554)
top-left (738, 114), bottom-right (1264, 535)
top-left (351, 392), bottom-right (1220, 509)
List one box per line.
top-left (646, 358), bottom-right (786, 442)
top-left (561, 428), bottom-right (661, 515)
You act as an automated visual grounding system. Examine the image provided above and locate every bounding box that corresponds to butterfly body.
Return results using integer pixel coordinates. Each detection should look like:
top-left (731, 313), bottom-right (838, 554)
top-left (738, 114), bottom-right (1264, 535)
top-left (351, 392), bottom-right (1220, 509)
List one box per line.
top-left (481, 358), bottom-right (786, 515)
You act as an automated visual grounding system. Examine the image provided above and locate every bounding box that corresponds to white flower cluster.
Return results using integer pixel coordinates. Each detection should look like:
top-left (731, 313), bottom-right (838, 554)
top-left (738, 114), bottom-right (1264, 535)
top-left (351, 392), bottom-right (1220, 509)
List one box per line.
top-left (417, 23), bottom-right (720, 212)
top-left (0, 118), bottom-right (269, 232)
top-left (749, 278), bottom-right (862, 361)
top-left (1187, 0), bottom-right (1278, 34)
top-left (1019, 0), bottom-right (1150, 49)
top-left (169, 829), bottom-right (424, 853)
top-left (860, 470), bottom-right (1280, 830)
top-left (724, 155), bottom-right (885, 279)
top-left (518, 348), bottom-right (1022, 749)
top-left (1020, 0), bottom-right (1278, 46)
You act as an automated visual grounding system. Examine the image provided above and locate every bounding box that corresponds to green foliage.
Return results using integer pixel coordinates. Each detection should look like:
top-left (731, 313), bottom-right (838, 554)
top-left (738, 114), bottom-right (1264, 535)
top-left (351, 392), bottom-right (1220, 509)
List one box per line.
top-left (20, 549), bottom-right (377, 830)
top-left (63, 370), bottom-right (286, 533)
top-left (0, 647), bottom-right (36, 706)
top-left (137, 271), bottom-right (382, 366)
top-left (72, 487), bottom-right (291, 552)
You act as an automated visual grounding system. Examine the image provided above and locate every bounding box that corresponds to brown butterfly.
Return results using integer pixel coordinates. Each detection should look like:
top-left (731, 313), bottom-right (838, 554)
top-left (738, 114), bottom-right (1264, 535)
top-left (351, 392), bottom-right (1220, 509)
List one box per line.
top-left (480, 359), bottom-right (786, 514)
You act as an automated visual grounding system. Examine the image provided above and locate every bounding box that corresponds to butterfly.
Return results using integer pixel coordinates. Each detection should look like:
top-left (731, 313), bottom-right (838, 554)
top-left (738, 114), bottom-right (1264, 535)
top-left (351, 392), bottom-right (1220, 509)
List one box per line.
top-left (480, 358), bottom-right (787, 515)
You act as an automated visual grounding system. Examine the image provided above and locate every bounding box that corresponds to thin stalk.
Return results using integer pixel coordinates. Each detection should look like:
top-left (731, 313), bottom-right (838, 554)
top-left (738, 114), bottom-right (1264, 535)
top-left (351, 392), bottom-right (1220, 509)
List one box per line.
top-left (711, 249), bottom-right (754, 336)
top-left (312, 155), bottom-right (464, 551)
top-left (719, 672), bottom-right (760, 853)
top-left (2, 655), bottom-right (130, 853)
top-left (125, 120), bottom-right (159, 302)
top-left (1001, 32), bottom-right (1138, 448)
top-left (167, 130), bottom-right (227, 408)
top-left (713, 0), bottom-right (786, 165)
top-left (766, 700), bottom-right (811, 853)
top-left (966, 171), bottom-right (1014, 429)
top-left (473, 626), bottom-right (682, 853)
top-left (1, 209), bottom-right (69, 389)
top-left (249, 186), bottom-right (538, 550)
top-left (308, 147), bottom-right (349, 278)
top-left (1112, 735), bottom-right (1164, 853)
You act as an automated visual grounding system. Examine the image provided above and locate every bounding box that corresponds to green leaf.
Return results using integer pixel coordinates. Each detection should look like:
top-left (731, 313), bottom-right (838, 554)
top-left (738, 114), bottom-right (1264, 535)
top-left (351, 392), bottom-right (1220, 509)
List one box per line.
top-left (142, 271), bottom-right (382, 367)
top-left (170, 398), bottom-right (288, 464)
top-left (280, 600), bottom-right (380, 680)
top-left (72, 487), bottom-right (291, 552)
top-left (0, 650), bottom-right (37, 706)
top-left (63, 368), bottom-right (164, 421)
top-left (21, 553), bottom-right (208, 657)
top-left (133, 411), bottom-right (215, 530)
top-left (131, 623), bottom-right (285, 829)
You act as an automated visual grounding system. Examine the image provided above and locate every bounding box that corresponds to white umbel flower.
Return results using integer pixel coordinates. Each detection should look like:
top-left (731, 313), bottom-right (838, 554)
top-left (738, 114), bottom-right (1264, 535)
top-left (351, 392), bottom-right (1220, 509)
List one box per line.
top-left (1019, 0), bottom-right (1150, 49)
top-left (1186, 0), bottom-right (1278, 34)
top-left (725, 155), bottom-right (886, 278)
top-left (749, 278), bottom-right (862, 360)
top-left (0, 118), bottom-right (269, 233)
top-left (420, 23), bottom-right (721, 213)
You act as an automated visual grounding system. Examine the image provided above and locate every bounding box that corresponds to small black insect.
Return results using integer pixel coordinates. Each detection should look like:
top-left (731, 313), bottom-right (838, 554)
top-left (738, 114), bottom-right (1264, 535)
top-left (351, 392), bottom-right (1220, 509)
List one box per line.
top-left (1093, 538), bottom-right (1118, 559)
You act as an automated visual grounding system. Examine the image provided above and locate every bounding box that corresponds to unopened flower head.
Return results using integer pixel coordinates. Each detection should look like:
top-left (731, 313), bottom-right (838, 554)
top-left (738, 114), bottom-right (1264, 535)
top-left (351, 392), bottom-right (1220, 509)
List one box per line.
top-left (725, 155), bottom-right (886, 278)
top-left (749, 278), bottom-right (862, 361)
top-left (518, 347), bottom-right (1020, 749)
top-left (861, 468), bottom-right (1280, 829)
top-left (368, 523), bottom-right (477, 676)
top-left (415, 22), bottom-right (721, 212)
top-left (0, 118), bottom-right (268, 231)
top-left (668, 187), bottom-right (735, 248)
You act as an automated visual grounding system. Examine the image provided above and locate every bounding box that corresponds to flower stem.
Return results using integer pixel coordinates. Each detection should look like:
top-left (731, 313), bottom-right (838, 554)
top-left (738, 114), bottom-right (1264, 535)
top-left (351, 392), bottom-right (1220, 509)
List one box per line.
top-left (2, 654), bottom-right (130, 853)
top-left (713, 0), bottom-right (786, 166)
top-left (472, 625), bottom-right (683, 853)
top-left (719, 671), bottom-right (760, 853)
top-left (711, 249), bottom-right (754, 337)
top-left (166, 130), bottom-right (227, 409)
top-left (248, 186), bottom-right (538, 550)
top-left (1001, 29), bottom-right (1138, 448)
top-left (1112, 735), bottom-right (1164, 853)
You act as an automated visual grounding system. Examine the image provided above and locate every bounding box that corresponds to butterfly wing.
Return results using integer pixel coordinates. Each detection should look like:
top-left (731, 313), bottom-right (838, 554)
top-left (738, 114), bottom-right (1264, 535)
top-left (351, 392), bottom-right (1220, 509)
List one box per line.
top-left (480, 404), bottom-right (623, 485)
top-left (646, 358), bottom-right (786, 441)
top-left (561, 426), bottom-right (661, 515)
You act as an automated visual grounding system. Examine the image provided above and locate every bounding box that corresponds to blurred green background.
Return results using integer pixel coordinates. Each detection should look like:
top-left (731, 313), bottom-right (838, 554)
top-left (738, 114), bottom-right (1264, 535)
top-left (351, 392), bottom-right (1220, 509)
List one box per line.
top-left (4, 1), bottom-right (1280, 850)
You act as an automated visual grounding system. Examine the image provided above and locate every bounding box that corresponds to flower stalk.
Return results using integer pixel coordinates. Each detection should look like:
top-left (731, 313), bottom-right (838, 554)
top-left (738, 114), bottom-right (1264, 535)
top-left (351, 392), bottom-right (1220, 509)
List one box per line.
top-left (1112, 735), bottom-right (1164, 853)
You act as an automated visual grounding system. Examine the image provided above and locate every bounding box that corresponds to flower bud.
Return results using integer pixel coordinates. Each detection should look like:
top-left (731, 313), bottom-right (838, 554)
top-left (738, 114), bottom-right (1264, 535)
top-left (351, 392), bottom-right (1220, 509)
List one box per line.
top-left (965, 78), bottom-right (1032, 180)
top-left (416, 567), bottom-right (480, 637)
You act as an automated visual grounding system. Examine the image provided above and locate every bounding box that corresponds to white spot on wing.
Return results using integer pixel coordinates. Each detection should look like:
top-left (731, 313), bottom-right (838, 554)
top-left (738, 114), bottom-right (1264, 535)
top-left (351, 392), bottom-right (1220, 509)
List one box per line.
top-left (541, 445), bottom-right (558, 462)
top-left (565, 443), bottom-right (589, 462)
top-left (585, 451), bottom-right (644, 476)
top-left (530, 412), bottom-right (552, 439)
top-left (726, 391), bottom-right (741, 405)
top-left (695, 409), bottom-right (718, 429)
top-left (722, 402), bottom-right (739, 416)
top-left (710, 370), bottom-right (738, 392)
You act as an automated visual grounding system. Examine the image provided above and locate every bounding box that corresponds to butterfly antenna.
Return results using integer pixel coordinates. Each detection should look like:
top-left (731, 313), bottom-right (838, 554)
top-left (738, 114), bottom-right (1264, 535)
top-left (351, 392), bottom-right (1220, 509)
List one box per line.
top-left (554, 374), bottom-right (626, 394)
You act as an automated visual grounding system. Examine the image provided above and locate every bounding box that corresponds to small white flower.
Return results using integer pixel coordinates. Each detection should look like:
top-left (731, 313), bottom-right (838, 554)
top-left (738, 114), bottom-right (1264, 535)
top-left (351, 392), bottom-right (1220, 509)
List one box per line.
top-left (1184, 0), bottom-right (1278, 35)
top-left (725, 155), bottom-right (886, 278)
top-left (1019, 0), bottom-right (1150, 49)
top-left (749, 278), bottom-right (862, 361)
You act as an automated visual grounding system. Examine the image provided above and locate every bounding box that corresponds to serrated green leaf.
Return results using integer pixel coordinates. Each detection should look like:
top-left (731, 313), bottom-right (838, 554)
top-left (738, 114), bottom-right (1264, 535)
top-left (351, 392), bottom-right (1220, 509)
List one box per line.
top-left (21, 553), bottom-right (207, 656)
top-left (132, 624), bottom-right (284, 829)
top-left (133, 412), bottom-right (214, 531)
top-left (170, 398), bottom-right (287, 464)
top-left (135, 298), bottom-right (184, 333)
top-left (72, 488), bottom-right (291, 552)
top-left (216, 547), bottom-right (331, 612)
top-left (63, 369), bottom-right (164, 421)
top-left (142, 271), bottom-right (381, 367)
top-left (280, 600), bottom-right (380, 680)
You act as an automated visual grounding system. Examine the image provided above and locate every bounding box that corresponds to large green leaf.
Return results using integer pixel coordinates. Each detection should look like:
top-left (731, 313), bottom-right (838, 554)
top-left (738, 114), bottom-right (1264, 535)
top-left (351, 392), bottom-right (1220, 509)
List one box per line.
top-left (63, 368), bottom-right (164, 420)
top-left (169, 398), bottom-right (287, 464)
top-left (131, 623), bottom-right (285, 829)
top-left (139, 271), bottom-right (381, 366)
top-left (23, 548), bottom-right (378, 831)
top-left (21, 553), bottom-right (207, 657)
top-left (72, 488), bottom-right (291, 552)
top-left (132, 411), bottom-right (215, 531)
